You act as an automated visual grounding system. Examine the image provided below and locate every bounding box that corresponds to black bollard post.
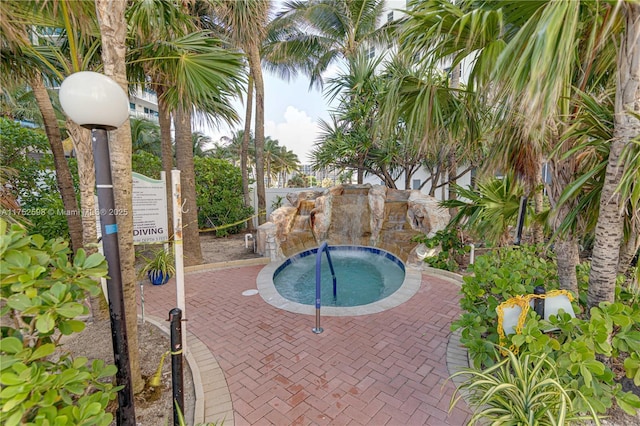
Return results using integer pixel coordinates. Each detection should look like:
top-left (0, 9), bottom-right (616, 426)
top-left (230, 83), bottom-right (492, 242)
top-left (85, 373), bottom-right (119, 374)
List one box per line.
top-left (169, 308), bottom-right (184, 426)
top-left (533, 286), bottom-right (545, 320)
top-left (514, 196), bottom-right (528, 245)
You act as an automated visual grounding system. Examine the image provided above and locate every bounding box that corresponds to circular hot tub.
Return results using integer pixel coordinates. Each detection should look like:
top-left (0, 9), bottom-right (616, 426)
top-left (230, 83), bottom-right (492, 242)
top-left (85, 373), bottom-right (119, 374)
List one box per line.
top-left (257, 246), bottom-right (421, 316)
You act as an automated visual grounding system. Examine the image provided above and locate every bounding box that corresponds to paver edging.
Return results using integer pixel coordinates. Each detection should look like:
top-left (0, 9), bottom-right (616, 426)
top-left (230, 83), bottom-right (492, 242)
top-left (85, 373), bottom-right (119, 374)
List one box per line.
top-left (143, 315), bottom-right (234, 425)
top-left (421, 268), bottom-right (475, 412)
top-left (185, 257), bottom-right (269, 274)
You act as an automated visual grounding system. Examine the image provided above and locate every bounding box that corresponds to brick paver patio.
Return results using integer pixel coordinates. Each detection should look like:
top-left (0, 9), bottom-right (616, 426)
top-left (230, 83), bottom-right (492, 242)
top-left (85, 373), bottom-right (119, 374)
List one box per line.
top-left (141, 264), bottom-right (471, 425)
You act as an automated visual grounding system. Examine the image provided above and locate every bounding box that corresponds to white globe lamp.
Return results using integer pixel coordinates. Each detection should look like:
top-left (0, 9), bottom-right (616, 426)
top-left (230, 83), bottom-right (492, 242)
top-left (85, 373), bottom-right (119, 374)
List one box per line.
top-left (59, 71), bottom-right (129, 130)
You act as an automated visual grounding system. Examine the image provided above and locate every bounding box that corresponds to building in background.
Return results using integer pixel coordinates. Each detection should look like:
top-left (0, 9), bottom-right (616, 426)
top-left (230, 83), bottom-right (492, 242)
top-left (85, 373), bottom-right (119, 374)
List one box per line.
top-left (129, 88), bottom-right (159, 122)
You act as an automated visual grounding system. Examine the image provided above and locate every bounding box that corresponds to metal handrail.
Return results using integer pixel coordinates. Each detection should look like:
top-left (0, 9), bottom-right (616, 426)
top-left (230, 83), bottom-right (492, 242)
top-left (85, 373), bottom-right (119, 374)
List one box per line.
top-left (313, 242), bottom-right (337, 334)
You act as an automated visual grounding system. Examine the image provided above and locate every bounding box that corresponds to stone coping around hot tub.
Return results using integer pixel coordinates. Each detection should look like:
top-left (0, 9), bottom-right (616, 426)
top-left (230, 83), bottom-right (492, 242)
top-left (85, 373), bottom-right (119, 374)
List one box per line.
top-left (256, 248), bottom-right (421, 317)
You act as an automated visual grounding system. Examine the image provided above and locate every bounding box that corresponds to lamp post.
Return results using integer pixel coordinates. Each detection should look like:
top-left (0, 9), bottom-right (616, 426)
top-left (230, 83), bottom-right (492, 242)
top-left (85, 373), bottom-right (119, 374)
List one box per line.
top-left (59, 71), bottom-right (136, 425)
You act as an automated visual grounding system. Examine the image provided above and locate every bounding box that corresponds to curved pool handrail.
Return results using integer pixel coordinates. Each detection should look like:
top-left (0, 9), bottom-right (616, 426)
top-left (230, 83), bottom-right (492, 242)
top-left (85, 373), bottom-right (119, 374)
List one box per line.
top-left (313, 242), bottom-right (336, 334)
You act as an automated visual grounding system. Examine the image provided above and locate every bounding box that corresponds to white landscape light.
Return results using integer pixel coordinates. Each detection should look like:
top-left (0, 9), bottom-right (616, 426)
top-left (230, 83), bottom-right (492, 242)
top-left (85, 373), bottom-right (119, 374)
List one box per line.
top-left (498, 291), bottom-right (576, 337)
top-left (416, 243), bottom-right (437, 260)
top-left (59, 71), bottom-right (136, 423)
top-left (59, 71), bottom-right (129, 129)
top-left (501, 304), bottom-right (523, 336)
top-left (541, 293), bottom-right (576, 321)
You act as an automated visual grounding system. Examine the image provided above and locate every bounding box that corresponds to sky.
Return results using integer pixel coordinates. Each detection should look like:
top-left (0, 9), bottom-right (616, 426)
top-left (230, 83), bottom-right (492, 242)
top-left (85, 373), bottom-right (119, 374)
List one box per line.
top-left (199, 71), bottom-right (332, 165)
top-left (199, 0), bottom-right (407, 165)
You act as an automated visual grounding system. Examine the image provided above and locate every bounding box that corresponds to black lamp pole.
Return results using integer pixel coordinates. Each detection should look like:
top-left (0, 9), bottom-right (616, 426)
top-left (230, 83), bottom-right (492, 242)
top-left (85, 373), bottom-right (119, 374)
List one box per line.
top-left (91, 126), bottom-right (136, 425)
top-left (58, 71), bottom-right (136, 424)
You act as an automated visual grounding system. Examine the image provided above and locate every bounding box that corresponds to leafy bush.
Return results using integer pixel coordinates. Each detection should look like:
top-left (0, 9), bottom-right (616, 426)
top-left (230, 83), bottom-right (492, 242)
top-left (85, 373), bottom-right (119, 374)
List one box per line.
top-left (453, 245), bottom-right (558, 367)
top-left (287, 174), bottom-right (306, 188)
top-left (19, 191), bottom-right (70, 242)
top-left (0, 220), bottom-right (117, 425)
top-left (0, 118), bottom-right (73, 240)
top-left (453, 245), bottom-right (640, 416)
top-left (132, 154), bottom-right (252, 235)
top-left (412, 228), bottom-right (469, 272)
top-left (271, 195), bottom-right (285, 211)
top-left (194, 157), bottom-right (253, 236)
top-left (450, 347), bottom-right (600, 425)
top-left (506, 300), bottom-right (640, 415)
top-left (0, 118), bottom-right (51, 197)
top-left (132, 151), bottom-right (162, 180)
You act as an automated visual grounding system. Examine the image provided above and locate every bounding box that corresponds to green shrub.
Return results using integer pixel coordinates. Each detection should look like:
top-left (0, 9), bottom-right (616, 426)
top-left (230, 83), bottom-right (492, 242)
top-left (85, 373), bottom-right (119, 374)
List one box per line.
top-left (0, 118), bottom-right (73, 240)
top-left (131, 154), bottom-right (253, 235)
top-left (19, 192), bottom-right (70, 242)
top-left (508, 301), bottom-right (640, 415)
top-left (0, 220), bottom-right (117, 425)
top-left (287, 174), bottom-right (306, 188)
top-left (453, 245), bottom-right (559, 367)
top-left (452, 245), bottom-right (640, 416)
top-left (450, 347), bottom-right (600, 425)
top-left (194, 157), bottom-right (253, 236)
top-left (132, 151), bottom-right (162, 180)
top-left (412, 228), bottom-right (469, 272)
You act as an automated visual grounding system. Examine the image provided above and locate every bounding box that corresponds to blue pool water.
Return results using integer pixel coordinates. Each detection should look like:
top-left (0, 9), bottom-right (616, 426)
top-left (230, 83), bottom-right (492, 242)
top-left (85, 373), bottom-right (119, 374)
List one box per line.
top-left (273, 246), bottom-right (405, 307)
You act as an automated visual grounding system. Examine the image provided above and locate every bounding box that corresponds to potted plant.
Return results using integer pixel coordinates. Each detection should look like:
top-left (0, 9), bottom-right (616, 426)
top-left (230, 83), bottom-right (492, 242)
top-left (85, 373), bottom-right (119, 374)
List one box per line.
top-left (140, 248), bottom-right (176, 285)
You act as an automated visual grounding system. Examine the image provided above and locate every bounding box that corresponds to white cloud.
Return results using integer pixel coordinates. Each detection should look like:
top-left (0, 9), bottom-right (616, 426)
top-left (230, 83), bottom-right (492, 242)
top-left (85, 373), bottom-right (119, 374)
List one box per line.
top-left (265, 106), bottom-right (320, 163)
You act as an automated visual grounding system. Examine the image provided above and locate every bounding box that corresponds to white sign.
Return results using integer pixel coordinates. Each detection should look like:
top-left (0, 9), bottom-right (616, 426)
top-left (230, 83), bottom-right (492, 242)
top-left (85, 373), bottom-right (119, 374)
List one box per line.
top-left (132, 172), bottom-right (168, 243)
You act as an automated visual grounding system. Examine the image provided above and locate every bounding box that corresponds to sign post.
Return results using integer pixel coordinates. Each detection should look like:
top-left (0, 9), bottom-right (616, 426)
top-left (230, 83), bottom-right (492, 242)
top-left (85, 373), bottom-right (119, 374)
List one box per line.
top-left (171, 169), bottom-right (186, 354)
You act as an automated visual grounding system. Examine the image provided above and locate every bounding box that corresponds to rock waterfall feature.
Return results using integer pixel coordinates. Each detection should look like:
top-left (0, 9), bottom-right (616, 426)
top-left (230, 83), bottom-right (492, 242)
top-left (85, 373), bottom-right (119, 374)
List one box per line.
top-left (257, 184), bottom-right (450, 263)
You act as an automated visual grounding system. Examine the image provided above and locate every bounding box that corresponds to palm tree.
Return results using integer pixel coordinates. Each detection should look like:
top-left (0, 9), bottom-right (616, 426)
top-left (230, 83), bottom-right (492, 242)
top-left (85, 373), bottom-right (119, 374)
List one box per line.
top-left (192, 131), bottom-right (214, 157)
top-left (218, 130), bottom-right (255, 167)
top-left (131, 117), bottom-right (161, 156)
top-left (0, 80), bottom-right (42, 125)
top-left (398, 0), bottom-right (636, 302)
top-left (589, 3), bottom-right (640, 308)
top-left (275, 0), bottom-right (392, 88)
top-left (94, 0), bottom-right (145, 398)
top-left (274, 145), bottom-right (300, 187)
top-left (1, 1), bottom-right (116, 333)
top-left (324, 53), bottom-right (383, 183)
top-left (127, 1), bottom-right (245, 266)
top-left (207, 0), bottom-right (272, 225)
top-left (553, 89), bottom-right (639, 276)
top-left (264, 136), bottom-right (282, 187)
top-left (274, 0), bottom-right (398, 185)
top-left (126, 0), bottom-right (201, 238)
top-left (443, 174), bottom-right (526, 247)
top-left (376, 52), bottom-right (485, 193)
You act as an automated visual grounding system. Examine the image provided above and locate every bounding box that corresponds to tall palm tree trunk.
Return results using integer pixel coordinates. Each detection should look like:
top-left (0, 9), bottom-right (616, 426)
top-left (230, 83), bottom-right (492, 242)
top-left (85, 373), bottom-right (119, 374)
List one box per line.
top-left (619, 228), bottom-right (639, 276)
top-left (66, 122), bottom-right (97, 249)
top-left (249, 46), bottom-right (266, 224)
top-left (175, 106), bottom-right (203, 265)
top-left (95, 0), bottom-right (143, 394)
top-left (588, 143), bottom-right (626, 306)
top-left (242, 76), bottom-right (254, 230)
top-left (589, 3), bottom-right (640, 308)
top-left (554, 232), bottom-right (580, 293)
top-left (155, 85), bottom-right (174, 228)
top-left (532, 163), bottom-right (545, 244)
top-left (30, 74), bottom-right (83, 253)
top-left (550, 159), bottom-right (580, 296)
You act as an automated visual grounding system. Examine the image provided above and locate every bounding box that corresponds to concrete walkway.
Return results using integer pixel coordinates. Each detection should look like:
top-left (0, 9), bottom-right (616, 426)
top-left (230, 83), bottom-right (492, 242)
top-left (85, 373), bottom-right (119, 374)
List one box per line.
top-left (140, 262), bottom-right (471, 425)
